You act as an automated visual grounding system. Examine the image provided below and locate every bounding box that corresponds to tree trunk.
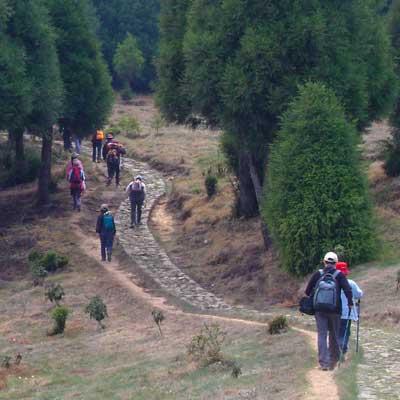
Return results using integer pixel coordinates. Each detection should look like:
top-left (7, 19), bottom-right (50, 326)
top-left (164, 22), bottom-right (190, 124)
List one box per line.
top-left (14, 128), bottom-right (25, 161)
top-left (246, 152), bottom-right (273, 249)
top-left (238, 148), bottom-right (259, 218)
top-left (38, 128), bottom-right (53, 205)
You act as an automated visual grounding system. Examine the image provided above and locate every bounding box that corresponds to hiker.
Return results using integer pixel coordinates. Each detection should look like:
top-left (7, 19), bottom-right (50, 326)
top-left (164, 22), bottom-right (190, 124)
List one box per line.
top-left (66, 153), bottom-right (84, 180)
top-left (61, 125), bottom-right (72, 151)
top-left (68, 159), bottom-right (85, 211)
top-left (74, 135), bottom-right (81, 155)
top-left (96, 204), bottom-right (116, 262)
top-left (91, 129), bottom-right (104, 162)
top-left (125, 175), bottom-right (146, 228)
top-left (335, 262), bottom-right (363, 355)
top-left (103, 134), bottom-right (126, 186)
top-left (305, 252), bottom-right (353, 371)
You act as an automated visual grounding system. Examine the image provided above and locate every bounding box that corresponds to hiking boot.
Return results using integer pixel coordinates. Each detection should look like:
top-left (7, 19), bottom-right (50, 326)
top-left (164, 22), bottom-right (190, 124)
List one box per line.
top-left (107, 253), bottom-right (111, 262)
top-left (319, 366), bottom-right (329, 371)
top-left (77, 206), bottom-right (81, 212)
top-left (101, 258), bottom-right (106, 262)
top-left (129, 224), bottom-right (135, 229)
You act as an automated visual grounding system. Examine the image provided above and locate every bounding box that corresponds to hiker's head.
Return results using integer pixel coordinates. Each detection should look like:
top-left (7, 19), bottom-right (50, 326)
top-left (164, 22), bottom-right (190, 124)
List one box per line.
top-left (72, 159), bottom-right (80, 166)
top-left (323, 251), bottom-right (338, 266)
top-left (106, 133), bottom-right (113, 141)
top-left (100, 203), bottom-right (108, 212)
top-left (135, 175), bottom-right (143, 181)
top-left (336, 262), bottom-right (349, 275)
top-left (71, 152), bottom-right (79, 160)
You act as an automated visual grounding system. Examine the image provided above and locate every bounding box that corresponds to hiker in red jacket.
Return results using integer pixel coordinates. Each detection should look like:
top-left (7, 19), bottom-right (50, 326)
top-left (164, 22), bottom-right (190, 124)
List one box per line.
top-left (68, 159), bottom-right (85, 211)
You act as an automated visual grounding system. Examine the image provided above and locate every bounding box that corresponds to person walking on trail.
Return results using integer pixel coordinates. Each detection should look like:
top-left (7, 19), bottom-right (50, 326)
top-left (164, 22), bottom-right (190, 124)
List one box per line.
top-left (91, 129), bottom-right (104, 163)
top-left (96, 204), bottom-right (116, 262)
top-left (66, 153), bottom-right (84, 180)
top-left (125, 175), bottom-right (146, 228)
top-left (335, 261), bottom-right (363, 356)
top-left (102, 133), bottom-right (126, 186)
top-left (68, 159), bottom-right (85, 211)
top-left (305, 251), bottom-right (353, 371)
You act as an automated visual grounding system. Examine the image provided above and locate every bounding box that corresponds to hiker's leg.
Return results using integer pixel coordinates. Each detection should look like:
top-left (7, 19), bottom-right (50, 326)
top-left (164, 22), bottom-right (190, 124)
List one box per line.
top-left (105, 231), bottom-right (113, 261)
top-left (76, 191), bottom-right (81, 211)
top-left (100, 234), bottom-right (106, 261)
top-left (115, 165), bottom-right (120, 186)
top-left (96, 141), bottom-right (102, 161)
top-left (341, 320), bottom-right (351, 353)
top-left (328, 314), bottom-right (341, 366)
top-left (130, 201), bottom-right (135, 225)
top-left (137, 201), bottom-right (143, 224)
top-left (339, 319), bottom-right (347, 351)
top-left (72, 189), bottom-right (77, 209)
top-left (92, 143), bottom-right (96, 162)
top-left (315, 312), bottom-right (329, 368)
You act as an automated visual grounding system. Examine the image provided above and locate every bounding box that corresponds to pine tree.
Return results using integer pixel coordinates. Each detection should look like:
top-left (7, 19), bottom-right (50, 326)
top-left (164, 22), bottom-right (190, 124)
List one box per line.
top-left (263, 82), bottom-right (376, 276)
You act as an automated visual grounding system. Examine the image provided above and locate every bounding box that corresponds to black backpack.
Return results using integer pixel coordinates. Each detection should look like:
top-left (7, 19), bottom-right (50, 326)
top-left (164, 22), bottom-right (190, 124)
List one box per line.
top-left (313, 270), bottom-right (340, 313)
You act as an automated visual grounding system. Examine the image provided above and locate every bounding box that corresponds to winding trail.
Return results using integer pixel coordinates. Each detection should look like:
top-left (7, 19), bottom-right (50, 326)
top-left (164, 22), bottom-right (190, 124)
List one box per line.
top-left (78, 150), bottom-right (340, 399)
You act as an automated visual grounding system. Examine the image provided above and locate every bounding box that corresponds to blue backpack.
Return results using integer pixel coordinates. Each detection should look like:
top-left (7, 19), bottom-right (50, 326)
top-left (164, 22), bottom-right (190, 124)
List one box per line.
top-left (103, 214), bottom-right (114, 231)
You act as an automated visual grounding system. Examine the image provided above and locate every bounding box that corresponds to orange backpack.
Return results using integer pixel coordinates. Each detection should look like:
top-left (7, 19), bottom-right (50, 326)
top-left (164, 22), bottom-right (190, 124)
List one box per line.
top-left (96, 130), bottom-right (104, 140)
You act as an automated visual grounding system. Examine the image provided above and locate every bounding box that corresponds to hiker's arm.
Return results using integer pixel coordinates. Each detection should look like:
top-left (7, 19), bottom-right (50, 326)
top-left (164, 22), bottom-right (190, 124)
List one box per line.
top-left (305, 273), bottom-right (318, 296)
top-left (125, 183), bottom-right (132, 193)
top-left (341, 275), bottom-right (354, 307)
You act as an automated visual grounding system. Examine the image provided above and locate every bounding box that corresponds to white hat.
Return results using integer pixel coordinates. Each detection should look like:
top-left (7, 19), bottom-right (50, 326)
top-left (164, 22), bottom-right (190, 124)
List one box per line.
top-left (324, 252), bottom-right (338, 263)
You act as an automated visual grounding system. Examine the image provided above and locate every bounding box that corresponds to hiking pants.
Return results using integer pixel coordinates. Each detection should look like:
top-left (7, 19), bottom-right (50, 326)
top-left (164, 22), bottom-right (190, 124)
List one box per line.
top-left (339, 319), bottom-right (352, 353)
top-left (100, 231), bottom-right (114, 260)
top-left (107, 164), bottom-right (120, 185)
top-left (71, 188), bottom-right (81, 210)
top-left (315, 312), bottom-right (341, 369)
top-left (130, 199), bottom-right (143, 224)
top-left (92, 140), bottom-right (102, 162)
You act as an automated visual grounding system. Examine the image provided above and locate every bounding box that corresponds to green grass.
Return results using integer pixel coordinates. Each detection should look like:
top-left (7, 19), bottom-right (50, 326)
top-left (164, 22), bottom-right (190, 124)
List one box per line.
top-left (336, 350), bottom-right (363, 400)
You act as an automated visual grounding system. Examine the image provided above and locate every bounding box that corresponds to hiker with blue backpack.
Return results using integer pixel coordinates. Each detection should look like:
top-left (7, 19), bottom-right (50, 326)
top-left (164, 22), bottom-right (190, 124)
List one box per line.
top-left (125, 175), bottom-right (146, 228)
top-left (96, 204), bottom-right (116, 262)
top-left (335, 262), bottom-right (363, 356)
top-left (305, 252), bottom-right (353, 371)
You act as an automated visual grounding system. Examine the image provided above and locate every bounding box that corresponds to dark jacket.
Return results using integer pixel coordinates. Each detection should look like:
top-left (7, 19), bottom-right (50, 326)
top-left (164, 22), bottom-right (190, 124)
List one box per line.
top-left (96, 212), bottom-right (116, 235)
top-left (305, 264), bottom-right (353, 314)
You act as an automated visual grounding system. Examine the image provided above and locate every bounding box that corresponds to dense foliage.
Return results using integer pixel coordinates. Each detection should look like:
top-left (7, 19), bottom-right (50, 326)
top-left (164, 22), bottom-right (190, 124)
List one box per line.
top-left (92, 0), bottom-right (160, 90)
top-left (263, 83), bottom-right (376, 276)
top-left (158, 0), bottom-right (397, 221)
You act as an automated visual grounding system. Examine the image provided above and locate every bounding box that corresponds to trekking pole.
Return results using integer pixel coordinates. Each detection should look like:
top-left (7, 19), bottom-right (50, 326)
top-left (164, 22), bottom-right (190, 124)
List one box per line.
top-left (339, 310), bottom-right (352, 366)
top-left (356, 300), bottom-right (361, 353)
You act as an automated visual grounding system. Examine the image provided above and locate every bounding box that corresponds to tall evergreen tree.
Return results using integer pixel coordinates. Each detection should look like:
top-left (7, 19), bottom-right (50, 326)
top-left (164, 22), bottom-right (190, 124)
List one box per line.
top-left (47, 0), bottom-right (113, 140)
top-left (263, 82), bottom-right (376, 276)
top-left (92, 0), bottom-right (159, 90)
top-left (180, 0), bottom-right (396, 229)
top-left (156, 0), bottom-right (192, 122)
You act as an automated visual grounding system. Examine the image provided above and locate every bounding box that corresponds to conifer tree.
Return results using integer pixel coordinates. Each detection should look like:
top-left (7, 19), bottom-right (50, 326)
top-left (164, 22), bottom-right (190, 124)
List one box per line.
top-left (263, 82), bottom-right (376, 276)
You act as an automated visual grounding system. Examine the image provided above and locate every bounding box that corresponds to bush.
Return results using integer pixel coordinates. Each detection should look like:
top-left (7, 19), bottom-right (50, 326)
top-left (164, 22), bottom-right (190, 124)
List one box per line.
top-left (40, 251), bottom-right (69, 272)
top-left (118, 115), bottom-right (141, 139)
top-left (268, 315), bottom-right (288, 335)
top-left (1, 356), bottom-right (11, 369)
top-left (151, 309), bottom-right (165, 336)
top-left (383, 131), bottom-right (400, 177)
top-left (0, 144), bottom-right (41, 188)
top-left (187, 323), bottom-right (226, 367)
top-left (45, 284), bottom-right (65, 306)
top-left (120, 84), bottom-right (133, 101)
top-left (51, 306), bottom-right (69, 334)
top-left (205, 175), bottom-right (218, 197)
top-left (150, 114), bottom-right (166, 135)
top-left (263, 83), bottom-right (377, 276)
top-left (85, 296), bottom-right (108, 329)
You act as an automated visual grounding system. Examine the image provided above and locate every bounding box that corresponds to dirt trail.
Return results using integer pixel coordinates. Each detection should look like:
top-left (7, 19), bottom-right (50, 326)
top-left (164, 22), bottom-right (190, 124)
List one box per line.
top-left (69, 149), bottom-right (340, 400)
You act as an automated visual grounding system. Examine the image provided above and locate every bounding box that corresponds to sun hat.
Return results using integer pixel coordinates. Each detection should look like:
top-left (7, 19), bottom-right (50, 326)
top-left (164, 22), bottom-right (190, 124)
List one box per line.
top-left (336, 261), bottom-right (349, 275)
top-left (135, 175), bottom-right (143, 181)
top-left (71, 152), bottom-right (79, 159)
top-left (324, 251), bottom-right (338, 264)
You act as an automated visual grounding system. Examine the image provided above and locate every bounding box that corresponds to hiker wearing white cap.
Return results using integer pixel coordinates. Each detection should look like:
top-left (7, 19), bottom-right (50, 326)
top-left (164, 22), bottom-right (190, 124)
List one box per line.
top-left (125, 175), bottom-right (146, 228)
top-left (305, 251), bottom-right (353, 371)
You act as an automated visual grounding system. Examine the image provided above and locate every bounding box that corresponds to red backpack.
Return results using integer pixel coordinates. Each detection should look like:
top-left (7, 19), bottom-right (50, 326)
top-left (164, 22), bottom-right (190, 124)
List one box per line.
top-left (69, 166), bottom-right (82, 189)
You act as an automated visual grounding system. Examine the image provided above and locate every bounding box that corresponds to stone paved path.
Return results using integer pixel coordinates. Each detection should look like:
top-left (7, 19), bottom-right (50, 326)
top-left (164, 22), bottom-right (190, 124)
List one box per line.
top-left (358, 327), bottom-right (400, 399)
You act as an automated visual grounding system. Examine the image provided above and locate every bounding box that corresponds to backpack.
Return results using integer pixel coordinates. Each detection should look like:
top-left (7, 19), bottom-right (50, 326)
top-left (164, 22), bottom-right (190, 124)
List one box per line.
top-left (103, 214), bottom-right (114, 231)
top-left (96, 130), bottom-right (104, 140)
top-left (131, 181), bottom-right (142, 192)
top-left (69, 166), bottom-right (82, 188)
top-left (313, 270), bottom-right (340, 313)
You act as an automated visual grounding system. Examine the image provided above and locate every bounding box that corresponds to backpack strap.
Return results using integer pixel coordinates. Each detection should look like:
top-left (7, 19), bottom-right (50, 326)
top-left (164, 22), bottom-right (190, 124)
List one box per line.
top-left (332, 270), bottom-right (340, 279)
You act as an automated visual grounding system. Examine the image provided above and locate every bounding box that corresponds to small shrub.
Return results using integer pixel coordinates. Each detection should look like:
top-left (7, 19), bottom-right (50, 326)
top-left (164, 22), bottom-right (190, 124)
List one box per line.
top-left (118, 115), bottom-right (141, 139)
top-left (268, 315), bottom-right (288, 335)
top-left (40, 251), bottom-right (69, 272)
top-left (231, 363), bottom-right (242, 379)
top-left (15, 353), bottom-right (22, 366)
top-left (150, 114), bottom-right (165, 136)
top-left (45, 284), bottom-right (65, 306)
top-left (187, 323), bottom-right (226, 367)
top-left (151, 309), bottom-right (165, 336)
top-left (1, 356), bottom-right (11, 369)
top-left (120, 84), bottom-right (133, 101)
top-left (28, 250), bottom-right (47, 285)
top-left (205, 175), bottom-right (218, 197)
top-left (85, 296), bottom-right (108, 329)
top-left (51, 306), bottom-right (69, 335)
